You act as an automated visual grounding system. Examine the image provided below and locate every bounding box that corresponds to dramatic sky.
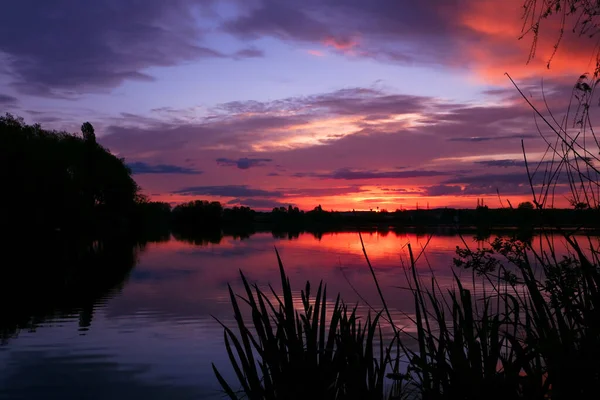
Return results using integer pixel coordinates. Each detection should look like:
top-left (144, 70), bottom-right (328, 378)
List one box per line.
top-left (2, 0), bottom-right (598, 210)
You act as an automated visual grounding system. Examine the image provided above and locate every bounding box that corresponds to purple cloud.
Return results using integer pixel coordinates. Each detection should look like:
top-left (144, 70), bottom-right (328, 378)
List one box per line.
top-left (233, 47), bottom-right (265, 58)
top-left (0, 1), bottom-right (260, 97)
top-left (294, 168), bottom-right (447, 180)
top-left (283, 186), bottom-right (366, 197)
top-left (0, 94), bottom-right (17, 105)
top-left (449, 134), bottom-right (538, 142)
top-left (422, 185), bottom-right (463, 197)
top-left (216, 157), bottom-right (273, 169)
top-left (437, 170), bottom-right (579, 197)
top-left (128, 162), bottom-right (202, 175)
top-left (174, 185), bottom-right (282, 198)
top-left (100, 87), bottom-right (436, 156)
top-left (226, 198), bottom-right (288, 209)
top-left (223, 0), bottom-right (481, 67)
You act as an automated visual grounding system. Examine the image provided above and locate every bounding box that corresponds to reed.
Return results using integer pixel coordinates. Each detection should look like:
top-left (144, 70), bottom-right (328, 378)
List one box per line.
top-left (212, 249), bottom-right (392, 400)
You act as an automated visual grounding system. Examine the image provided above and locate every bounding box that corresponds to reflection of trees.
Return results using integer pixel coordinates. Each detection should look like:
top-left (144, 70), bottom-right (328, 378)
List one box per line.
top-left (171, 229), bottom-right (224, 246)
top-left (222, 225), bottom-right (256, 241)
top-left (275, 229), bottom-right (323, 240)
top-left (271, 230), bottom-right (301, 240)
top-left (0, 235), bottom-right (149, 342)
top-left (473, 231), bottom-right (491, 243)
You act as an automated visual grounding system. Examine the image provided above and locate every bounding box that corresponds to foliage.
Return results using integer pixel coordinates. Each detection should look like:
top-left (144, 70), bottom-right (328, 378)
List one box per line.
top-left (223, 206), bottom-right (255, 224)
top-left (212, 250), bottom-right (394, 400)
top-left (171, 200), bottom-right (224, 230)
top-left (517, 201), bottom-right (534, 210)
top-left (0, 114), bottom-right (141, 235)
top-left (450, 235), bottom-right (600, 399)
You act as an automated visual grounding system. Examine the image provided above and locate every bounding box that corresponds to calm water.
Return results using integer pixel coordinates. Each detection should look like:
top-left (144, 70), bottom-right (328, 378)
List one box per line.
top-left (0, 231), bottom-right (552, 399)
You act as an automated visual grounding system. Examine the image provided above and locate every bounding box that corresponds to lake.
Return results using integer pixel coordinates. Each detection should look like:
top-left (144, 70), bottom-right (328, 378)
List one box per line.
top-left (0, 230), bottom-right (541, 399)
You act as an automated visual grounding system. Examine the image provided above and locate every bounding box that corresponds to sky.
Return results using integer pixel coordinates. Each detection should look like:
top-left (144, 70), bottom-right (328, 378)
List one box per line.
top-left (1, 0), bottom-right (599, 210)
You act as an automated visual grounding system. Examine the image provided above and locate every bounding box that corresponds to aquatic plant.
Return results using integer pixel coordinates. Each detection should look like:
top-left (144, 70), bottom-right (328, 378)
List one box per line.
top-left (212, 249), bottom-right (393, 400)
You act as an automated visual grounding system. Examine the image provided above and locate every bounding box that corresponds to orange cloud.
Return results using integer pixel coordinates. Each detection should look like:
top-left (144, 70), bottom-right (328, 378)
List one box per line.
top-left (322, 36), bottom-right (360, 53)
top-left (457, 0), bottom-right (597, 81)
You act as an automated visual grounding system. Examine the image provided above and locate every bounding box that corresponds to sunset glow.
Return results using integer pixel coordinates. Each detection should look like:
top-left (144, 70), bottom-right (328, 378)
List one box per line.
top-left (2, 0), bottom-right (596, 211)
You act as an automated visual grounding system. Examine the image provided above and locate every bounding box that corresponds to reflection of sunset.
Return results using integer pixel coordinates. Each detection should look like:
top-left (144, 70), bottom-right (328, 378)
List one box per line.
top-left (122, 231), bottom-right (585, 346)
top-left (279, 231), bottom-right (460, 265)
top-left (9, 231), bottom-right (592, 398)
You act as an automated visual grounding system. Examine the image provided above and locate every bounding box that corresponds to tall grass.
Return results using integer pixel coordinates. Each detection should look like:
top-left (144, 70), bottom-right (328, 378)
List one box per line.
top-left (215, 75), bottom-right (600, 399)
top-left (215, 233), bottom-right (600, 399)
top-left (212, 249), bottom-right (396, 400)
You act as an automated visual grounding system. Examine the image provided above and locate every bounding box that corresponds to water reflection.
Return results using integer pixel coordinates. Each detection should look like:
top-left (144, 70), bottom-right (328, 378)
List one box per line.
top-left (0, 229), bottom-right (584, 399)
top-left (0, 236), bottom-right (147, 343)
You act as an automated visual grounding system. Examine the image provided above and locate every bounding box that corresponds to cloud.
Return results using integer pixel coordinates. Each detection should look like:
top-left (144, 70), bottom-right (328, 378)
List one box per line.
top-left (127, 162), bottom-right (202, 175)
top-left (322, 36), bottom-right (359, 52)
top-left (0, 1), bottom-right (261, 97)
top-left (224, 0), bottom-right (457, 67)
top-left (174, 185), bottom-right (282, 197)
top-left (438, 171), bottom-right (571, 197)
top-left (307, 49), bottom-right (325, 57)
top-left (476, 159), bottom-right (527, 168)
top-left (283, 186), bottom-right (366, 197)
top-left (380, 187), bottom-right (424, 195)
top-left (233, 47), bottom-right (265, 58)
top-left (476, 159), bottom-right (574, 169)
top-left (449, 134), bottom-right (538, 142)
top-left (422, 184), bottom-right (464, 197)
top-left (215, 87), bottom-right (430, 118)
top-left (216, 157), bottom-right (272, 169)
top-left (445, 172), bottom-right (529, 186)
top-left (223, 0), bottom-right (595, 80)
top-left (226, 198), bottom-right (288, 209)
top-left (294, 168), bottom-right (447, 180)
top-left (97, 80), bottom-right (581, 209)
top-left (100, 87), bottom-right (436, 156)
top-left (0, 94), bottom-right (17, 105)
top-left (225, 0), bottom-right (331, 43)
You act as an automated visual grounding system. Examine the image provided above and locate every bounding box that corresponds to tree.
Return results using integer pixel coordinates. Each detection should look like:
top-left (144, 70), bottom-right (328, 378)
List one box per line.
top-left (0, 114), bottom-right (140, 235)
top-left (571, 200), bottom-right (590, 209)
top-left (518, 201), bottom-right (535, 210)
top-left (81, 122), bottom-right (96, 143)
top-left (171, 200), bottom-right (223, 230)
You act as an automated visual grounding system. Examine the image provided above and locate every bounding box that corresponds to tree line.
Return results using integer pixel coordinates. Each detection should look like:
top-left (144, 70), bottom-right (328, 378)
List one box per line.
top-left (4, 114), bottom-right (599, 240)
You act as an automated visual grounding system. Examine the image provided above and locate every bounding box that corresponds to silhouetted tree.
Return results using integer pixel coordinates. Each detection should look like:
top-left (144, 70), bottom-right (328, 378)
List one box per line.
top-left (570, 199), bottom-right (590, 210)
top-left (0, 114), bottom-right (141, 236)
top-left (81, 122), bottom-right (96, 144)
top-left (171, 200), bottom-right (223, 230)
top-left (518, 201), bottom-right (535, 210)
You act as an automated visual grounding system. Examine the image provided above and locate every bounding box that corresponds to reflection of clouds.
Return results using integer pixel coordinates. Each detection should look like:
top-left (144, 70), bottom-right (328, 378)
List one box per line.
top-left (113, 231), bottom-right (585, 331)
top-left (5, 232), bottom-right (590, 398)
top-left (106, 232), bottom-right (466, 327)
